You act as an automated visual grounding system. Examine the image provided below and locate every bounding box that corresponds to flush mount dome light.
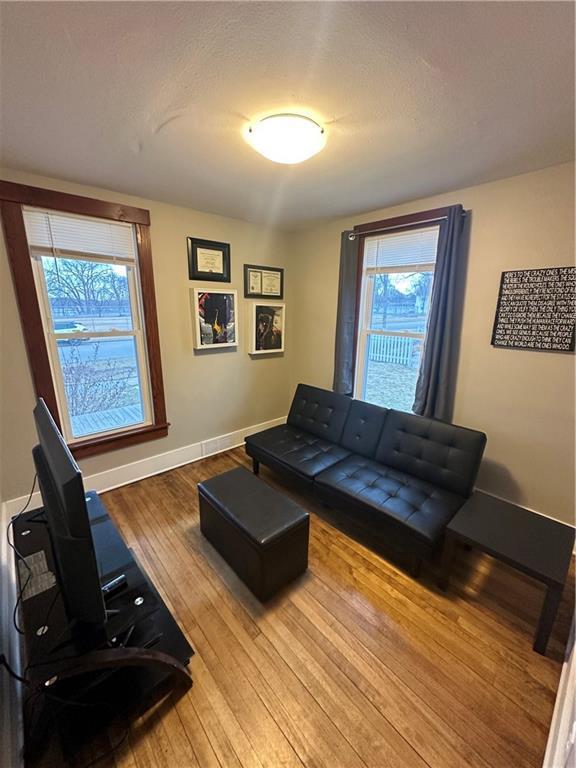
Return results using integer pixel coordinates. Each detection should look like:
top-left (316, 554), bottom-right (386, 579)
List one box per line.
top-left (246, 114), bottom-right (326, 164)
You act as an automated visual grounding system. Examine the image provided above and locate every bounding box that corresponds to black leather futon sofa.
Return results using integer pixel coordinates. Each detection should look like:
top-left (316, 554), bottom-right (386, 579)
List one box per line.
top-left (245, 384), bottom-right (487, 573)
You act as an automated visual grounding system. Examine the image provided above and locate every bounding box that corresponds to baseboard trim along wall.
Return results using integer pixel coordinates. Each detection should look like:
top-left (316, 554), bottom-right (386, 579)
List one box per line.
top-left (0, 415), bottom-right (574, 767)
top-left (0, 501), bottom-right (24, 767)
top-left (0, 415), bottom-right (284, 768)
top-left (2, 416), bottom-right (287, 518)
top-left (2, 417), bottom-right (575, 537)
top-left (543, 620), bottom-right (575, 768)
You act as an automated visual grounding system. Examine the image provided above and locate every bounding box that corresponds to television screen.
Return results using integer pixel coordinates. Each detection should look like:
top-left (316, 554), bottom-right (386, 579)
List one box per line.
top-left (33, 399), bottom-right (106, 626)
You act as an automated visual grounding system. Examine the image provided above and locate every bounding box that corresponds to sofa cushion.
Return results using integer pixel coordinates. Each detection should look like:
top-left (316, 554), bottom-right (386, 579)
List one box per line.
top-left (340, 400), bottom-right (388, 459)
top-left (287, 383), bottom-right (351, 444)
top-left (315, 454), bottom-right (464, 545)
top-left (375, 410), bottom-right (486, 497)
top-left (245, 425), bottom-right (350, 480)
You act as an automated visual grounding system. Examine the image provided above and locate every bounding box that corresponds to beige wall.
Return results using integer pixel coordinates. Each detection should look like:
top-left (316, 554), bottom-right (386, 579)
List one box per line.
top-left (0, 169), bottom-right (293, 500)
top-left (288, 163), bottom-right (575, 525)
top-left (2, 163), bottom-right (574, 526)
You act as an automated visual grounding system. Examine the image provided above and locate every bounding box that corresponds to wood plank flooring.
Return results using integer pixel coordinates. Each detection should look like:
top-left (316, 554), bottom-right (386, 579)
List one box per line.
top-left (34, 448), bottom-right (574, 767)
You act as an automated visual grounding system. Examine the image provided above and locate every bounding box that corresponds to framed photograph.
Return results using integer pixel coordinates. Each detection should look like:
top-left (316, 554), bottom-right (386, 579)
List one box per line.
top-left (250, 302), bottom-right (285, 354)
top-left (243, 264), bottom-right (284, 299)
top-left (193, 289), bottom-right (238, 349)
top-left (188, 238), bottom-right (231, 282)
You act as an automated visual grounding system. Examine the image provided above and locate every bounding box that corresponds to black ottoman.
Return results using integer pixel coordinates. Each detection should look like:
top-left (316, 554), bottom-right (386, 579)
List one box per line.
top-left (198, 467), bottom-right (309, 601)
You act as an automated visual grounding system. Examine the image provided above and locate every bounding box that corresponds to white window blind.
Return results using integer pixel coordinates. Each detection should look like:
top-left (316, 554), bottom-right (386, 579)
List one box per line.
top-left (23, 207), bottom-right (137, 261)
top-left (364, 226), bottom-right (440, 270)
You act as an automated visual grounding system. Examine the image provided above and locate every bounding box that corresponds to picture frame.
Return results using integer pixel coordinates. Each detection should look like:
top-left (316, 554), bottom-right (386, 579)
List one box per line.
top-left (243, 264), bottom-right (284, 299)
top-left (188, 237), bottom-right (231, 282)
top-left (250, 302), bottom-right (285, 355)
top-left (193, 288), bottom-right (238, 350)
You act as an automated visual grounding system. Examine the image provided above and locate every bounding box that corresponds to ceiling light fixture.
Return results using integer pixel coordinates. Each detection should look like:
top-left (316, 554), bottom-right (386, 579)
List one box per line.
top-left (245, 113), bottom-right (326, 164)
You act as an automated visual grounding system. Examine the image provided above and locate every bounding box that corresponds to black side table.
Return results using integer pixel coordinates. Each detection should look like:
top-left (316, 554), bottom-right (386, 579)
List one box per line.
top-left (440, 491), bottom-right (574, 655)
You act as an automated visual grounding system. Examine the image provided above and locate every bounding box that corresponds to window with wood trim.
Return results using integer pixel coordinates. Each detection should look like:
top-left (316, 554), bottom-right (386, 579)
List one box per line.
top-left (354, 212), bottom-right (444, 412)
top-left (0, 182), bottom-right (168, 458)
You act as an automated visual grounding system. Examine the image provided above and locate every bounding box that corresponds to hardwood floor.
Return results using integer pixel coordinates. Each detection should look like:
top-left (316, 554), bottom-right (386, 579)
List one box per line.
top-left (35, 447), bottom-right (574, 767)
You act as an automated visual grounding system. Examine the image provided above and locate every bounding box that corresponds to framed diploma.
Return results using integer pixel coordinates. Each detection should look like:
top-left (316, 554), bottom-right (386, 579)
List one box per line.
top-left (188, 237), bottom-right (231, 282)
top-left (243, 264), bottom-right (284, 299)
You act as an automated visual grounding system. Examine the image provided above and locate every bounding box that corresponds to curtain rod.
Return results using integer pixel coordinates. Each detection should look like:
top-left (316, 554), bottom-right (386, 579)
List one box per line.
top-left (348, 210), bottom-right (467, 240)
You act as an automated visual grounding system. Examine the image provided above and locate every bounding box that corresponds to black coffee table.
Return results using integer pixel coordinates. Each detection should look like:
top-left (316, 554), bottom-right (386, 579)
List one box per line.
top-left (440, 491), bottom-right (574, 655)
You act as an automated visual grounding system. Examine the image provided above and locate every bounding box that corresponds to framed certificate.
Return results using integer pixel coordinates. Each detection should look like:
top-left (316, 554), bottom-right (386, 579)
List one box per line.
top-left (188, 238), bottom-right (231, 282)
top-left (243, 264), bottom-right (284, 299)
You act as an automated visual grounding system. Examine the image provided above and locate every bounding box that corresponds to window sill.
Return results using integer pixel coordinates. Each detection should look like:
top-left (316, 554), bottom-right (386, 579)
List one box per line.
top-left (69, 422), bottom-right (170, 460)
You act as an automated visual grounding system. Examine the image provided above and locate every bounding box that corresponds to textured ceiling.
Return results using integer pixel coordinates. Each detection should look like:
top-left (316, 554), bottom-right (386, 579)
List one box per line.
top-left (0, 1), bottom-right (574, 227)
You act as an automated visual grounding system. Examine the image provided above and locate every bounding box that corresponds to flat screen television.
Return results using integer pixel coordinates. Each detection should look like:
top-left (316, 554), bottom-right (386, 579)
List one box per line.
top-left (32, 398), bottom-right (106, 627)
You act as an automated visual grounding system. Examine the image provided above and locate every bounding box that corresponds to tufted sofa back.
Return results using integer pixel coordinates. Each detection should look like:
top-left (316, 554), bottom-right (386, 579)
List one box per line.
top-left (286, 385), bottom-right (486, 497)
top-left (375, 409), bottom-right (486, 497)
top-left (340, 400), bottom-right (389, 458)
top-left (287, 384), bottom-right (351, 443)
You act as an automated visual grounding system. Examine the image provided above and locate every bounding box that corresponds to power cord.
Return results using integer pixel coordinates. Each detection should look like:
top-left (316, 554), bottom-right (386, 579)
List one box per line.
top-left (6, 473), bottom-right (38, 552)
top-left (24, 585), bottom-right (63, 676)
top-left (6, 474), bottom-right (38, 634)
top-left (1, 652), bottom-right (129, 768)
top-left (43, 691), bottom-right (130, 768)
top-left (3, 473), bottom-right (129, 767)
top-left (0, 652), bottom-right (31, 685)
top-left (16, 679), bottom-right (130, 768)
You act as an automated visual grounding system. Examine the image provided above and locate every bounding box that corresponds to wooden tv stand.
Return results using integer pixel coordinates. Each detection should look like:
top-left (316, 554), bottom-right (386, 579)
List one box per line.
top-left (12, 491), bottom-right (193, 760)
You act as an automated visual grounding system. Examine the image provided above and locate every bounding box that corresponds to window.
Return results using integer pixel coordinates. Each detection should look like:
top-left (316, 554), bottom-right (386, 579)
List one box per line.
top-left (354, 222), bottom-right (440, 412)
top-left (1, 181), bottom-right (168, 457)
top-left (25, 208), bottom-right (153, 440)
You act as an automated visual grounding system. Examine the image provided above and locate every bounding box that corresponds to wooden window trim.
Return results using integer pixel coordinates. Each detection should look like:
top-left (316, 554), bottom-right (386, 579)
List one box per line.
top-left (71, 423), bottom-right (169, 460)
top-left (351, 207), bottom-right (451, 393)
top-left (0, 180), bottom-right (169, 458)
top-left (0, 180), bottom-right (150, 225)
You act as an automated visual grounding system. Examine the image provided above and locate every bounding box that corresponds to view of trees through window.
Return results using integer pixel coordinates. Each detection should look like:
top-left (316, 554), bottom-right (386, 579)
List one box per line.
top-left (360, 270), bottom-right (434, 412)
top-left (41, 256), bottom-right (146, 438)
top-left (370, 272), bottom-right (433, 331)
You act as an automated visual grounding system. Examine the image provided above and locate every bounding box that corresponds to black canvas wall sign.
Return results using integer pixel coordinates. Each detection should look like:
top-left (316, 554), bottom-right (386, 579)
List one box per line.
top-left (491, 267), bottom-right (575, 352)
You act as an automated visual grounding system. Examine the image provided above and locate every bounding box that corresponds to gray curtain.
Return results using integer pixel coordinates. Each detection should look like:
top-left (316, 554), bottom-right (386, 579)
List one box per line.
top-left (412, 205), bottom-right (467, 421)
top-left (333, 231), bottom-right (360, 394)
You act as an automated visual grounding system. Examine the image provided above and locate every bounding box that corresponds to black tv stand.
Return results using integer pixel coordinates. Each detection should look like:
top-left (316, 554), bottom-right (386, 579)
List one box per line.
top-left (101, 572), bottom-right (128, 599)
top-left (12, 491), bottom-right (193, 760)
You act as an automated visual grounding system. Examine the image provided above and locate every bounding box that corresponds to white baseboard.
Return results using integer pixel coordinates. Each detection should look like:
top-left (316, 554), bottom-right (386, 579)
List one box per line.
top-left (0, 502), bottom-right (24, 767)
top-left (0, 416), bottom-right (573, 766)
top-left (0, 415), bottom-right (281, 767)
top-left (3, 420), bottom-right (574, 540)
top-left (2, 415), bottom-right (286, 518)
top-left (543, 620), bottom-right (575, 768)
